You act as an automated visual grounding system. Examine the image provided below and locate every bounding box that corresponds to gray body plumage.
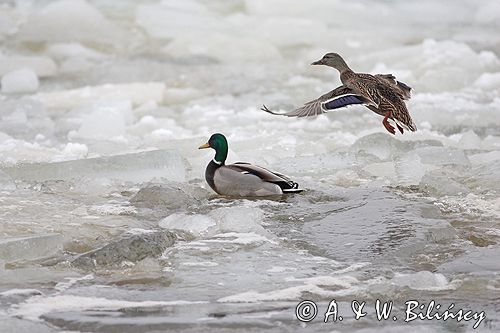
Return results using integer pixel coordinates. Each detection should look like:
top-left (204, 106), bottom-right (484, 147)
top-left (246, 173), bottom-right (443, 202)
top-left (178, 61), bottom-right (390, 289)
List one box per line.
top-left (213, 164), bottom-right (283, 196)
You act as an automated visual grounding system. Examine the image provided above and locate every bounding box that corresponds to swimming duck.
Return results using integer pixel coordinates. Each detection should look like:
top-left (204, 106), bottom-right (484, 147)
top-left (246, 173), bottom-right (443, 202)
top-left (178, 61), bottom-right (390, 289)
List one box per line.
top-left (262, 53), bottom-right (416, 135)
top-left (198, 133), bottom-right (303, 196)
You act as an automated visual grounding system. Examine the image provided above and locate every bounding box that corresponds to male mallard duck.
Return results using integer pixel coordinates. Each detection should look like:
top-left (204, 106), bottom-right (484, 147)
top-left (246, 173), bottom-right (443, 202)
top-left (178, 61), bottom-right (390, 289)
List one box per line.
top-left (262, 53), bottom-right (416, 135)
top-left (198, 133), bottom-right (303, 196)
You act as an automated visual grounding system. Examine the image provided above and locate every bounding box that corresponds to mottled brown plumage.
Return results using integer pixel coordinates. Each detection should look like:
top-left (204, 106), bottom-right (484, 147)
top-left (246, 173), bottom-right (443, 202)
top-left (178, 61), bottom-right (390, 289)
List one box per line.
top-left (262, 53), bottom-right (416, 135)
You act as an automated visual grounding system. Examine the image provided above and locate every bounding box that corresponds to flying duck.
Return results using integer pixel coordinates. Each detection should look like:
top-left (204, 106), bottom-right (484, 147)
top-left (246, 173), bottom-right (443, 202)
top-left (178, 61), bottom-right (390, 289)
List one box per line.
top-left (262, 52), bottom-right (417, 135)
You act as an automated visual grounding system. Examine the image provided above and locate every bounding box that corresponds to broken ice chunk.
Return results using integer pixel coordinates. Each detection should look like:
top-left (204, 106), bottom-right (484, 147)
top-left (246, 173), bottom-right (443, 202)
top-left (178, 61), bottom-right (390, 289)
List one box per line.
top-left (0, 149), bottom-right (188, 183)
top-left (0, 169), bottom-right (15, 190)
top-left (71, 231), bottom-right (176, 268)
top-left (0, 55), bottom-right (57, 77)
top-left (136, 2), bottom-right (217, 40)
top-left (131, 183), bottom-right (209, 212)
top-left (44, 42), bottom-right (106, 61)
top-left (420, 170), bottom-right (469, 196)
top-left (0, 98), bottom-right (54, 140)
top-left (1, 68), bottom-right (39, 94)
top-left (416, 146), bottom-right (470, 167)
top-left (351, 133), bottom-right (414, 161)
top-left (17, 0), bottom-right (127, 46)
top-left (0, 233), bottom-right (63, 261)
top-left (390, 271), bottom-right (453, 291)
top-left (33, 82), bottom-right (165, 110)
top-left (163, 34), bottom-right (282, 62)
top-left (457, 130), bottom-right (482, 149)
top-left (439, 247), bottom-right (500, 273)
top-left (0, 314), bottom-right (57, 333)
top-left (75, 102), bottom-right (133, 140)
top-left (159, 213), bottom-right (216, 237)
top-left (362, 162), bottom-right (396, 180)
top-left (395, 151), bottom-right (436, 185)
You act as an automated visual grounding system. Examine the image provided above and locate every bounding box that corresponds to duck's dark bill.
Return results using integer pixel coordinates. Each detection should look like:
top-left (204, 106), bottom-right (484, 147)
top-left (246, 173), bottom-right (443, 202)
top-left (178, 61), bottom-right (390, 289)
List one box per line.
top-left (198, 143), bottom-right (210, 149)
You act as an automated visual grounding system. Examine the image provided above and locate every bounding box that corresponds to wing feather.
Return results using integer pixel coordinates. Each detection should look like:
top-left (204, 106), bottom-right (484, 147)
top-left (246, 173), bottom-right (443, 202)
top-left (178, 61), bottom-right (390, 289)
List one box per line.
top-left (375, 74), bottom-right (412, 100)
top-left (229, 163), bottom-right (299, 190)
top-left (214, 167), bottom-right (282, 196)
top-left (262, 86), bottom-right (373, 118)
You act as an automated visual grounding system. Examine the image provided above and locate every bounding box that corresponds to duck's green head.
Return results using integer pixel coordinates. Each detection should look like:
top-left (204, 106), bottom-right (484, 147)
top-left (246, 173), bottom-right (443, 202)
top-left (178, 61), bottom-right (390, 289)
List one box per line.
top-left (311, 52), bottom-right (350, 72)
top-left (198, 133), bottom-right (228, 165)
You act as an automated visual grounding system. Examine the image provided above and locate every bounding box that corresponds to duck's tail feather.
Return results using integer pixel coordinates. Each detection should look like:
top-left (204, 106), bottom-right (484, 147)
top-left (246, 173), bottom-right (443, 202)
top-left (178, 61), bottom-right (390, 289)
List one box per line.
top-left (394, 118), bottom-right (417, 132)
top-left (278, 180), bottom-right (303, 193)
top-left (282, 188), bottom-right (304, 193)
top-left (396, 81), bottom-right (412, 100)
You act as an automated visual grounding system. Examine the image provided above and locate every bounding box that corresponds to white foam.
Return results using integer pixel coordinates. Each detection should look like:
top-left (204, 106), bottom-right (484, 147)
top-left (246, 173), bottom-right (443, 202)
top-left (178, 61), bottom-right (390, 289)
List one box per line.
top-left (0, 289), bottom-right (43, 297)
top-left (389, 271), bottom-right (457, 291)
top-left (206, 232), bottom-right (272, 245)
top-left (55, 143), bottom-right (88, 161)
top-left (218, 275), bottom-right (360, 303)
top-left (437, 193), bottom-right (500, 219)
top-left (54, 275), bottom-right (94, 293)
top-left (266, 266), bottom-right (297, 273)
top-left (10, 295), bottom-right (207, 321)
top-left (88, 204), bottom-right (137, 216)
top-left (126, 228), bottom-right (156, 235)
top-left (180, 261), bottom-right (218, 267)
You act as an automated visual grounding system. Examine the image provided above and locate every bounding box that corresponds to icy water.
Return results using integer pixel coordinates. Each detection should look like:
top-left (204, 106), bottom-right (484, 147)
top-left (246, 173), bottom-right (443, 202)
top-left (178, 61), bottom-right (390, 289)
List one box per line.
top-left (1, 0), bottom-right (500, 332)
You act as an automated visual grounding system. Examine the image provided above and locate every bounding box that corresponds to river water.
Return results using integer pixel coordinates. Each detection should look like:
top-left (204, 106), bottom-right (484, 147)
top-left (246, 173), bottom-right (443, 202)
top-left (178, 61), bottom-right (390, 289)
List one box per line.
top-left (0, 0), bottom-right (499, 332)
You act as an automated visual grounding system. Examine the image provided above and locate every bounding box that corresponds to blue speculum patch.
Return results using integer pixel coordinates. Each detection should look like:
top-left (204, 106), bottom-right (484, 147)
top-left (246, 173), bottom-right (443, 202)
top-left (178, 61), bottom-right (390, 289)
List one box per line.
top-left (323, 95), bottom-right (364, 110)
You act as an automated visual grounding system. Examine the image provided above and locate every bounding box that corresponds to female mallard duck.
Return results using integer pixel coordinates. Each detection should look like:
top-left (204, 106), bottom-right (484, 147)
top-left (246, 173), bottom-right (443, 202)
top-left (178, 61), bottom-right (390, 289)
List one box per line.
top-left (198, 133), bottom-right (303, 196)
top-left (262, 52), bottom-right (416, 135)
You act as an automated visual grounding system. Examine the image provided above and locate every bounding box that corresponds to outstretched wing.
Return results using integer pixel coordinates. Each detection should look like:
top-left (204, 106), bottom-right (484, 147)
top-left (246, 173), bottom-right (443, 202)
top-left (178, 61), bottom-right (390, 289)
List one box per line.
top-left (261, 86), bottom-right (373, 118)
